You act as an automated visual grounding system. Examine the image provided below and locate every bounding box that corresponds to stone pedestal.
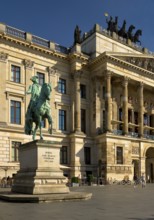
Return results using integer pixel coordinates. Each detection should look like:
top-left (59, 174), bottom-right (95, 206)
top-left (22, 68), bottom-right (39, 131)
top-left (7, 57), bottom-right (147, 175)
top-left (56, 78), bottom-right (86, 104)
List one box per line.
top-left (11, 140), bottom-right (69, 194)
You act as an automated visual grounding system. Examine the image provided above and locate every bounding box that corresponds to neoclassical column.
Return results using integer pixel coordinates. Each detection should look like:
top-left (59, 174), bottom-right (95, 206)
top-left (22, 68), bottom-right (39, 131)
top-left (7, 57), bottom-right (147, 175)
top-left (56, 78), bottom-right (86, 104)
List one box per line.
top-left (105, 71), bottom-right (112, 132)
top-left (138, 82), bottom-right (144, 137)
top-left (74, 71), bottom-right (81, 132)
top-left (122, 77), bottom-right (128, 135)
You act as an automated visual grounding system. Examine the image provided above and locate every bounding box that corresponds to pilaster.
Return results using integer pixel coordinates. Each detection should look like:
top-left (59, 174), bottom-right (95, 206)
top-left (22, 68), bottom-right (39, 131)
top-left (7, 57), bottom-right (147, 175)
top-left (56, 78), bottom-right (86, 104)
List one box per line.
top-left (47, 67), bottom-right (57, 131)
top-left (74, 71), bottom-right (82, 133)
top-left (0, 52), bottom-right (8, 123)
top-left (24, 59), bottom-right (34, 111)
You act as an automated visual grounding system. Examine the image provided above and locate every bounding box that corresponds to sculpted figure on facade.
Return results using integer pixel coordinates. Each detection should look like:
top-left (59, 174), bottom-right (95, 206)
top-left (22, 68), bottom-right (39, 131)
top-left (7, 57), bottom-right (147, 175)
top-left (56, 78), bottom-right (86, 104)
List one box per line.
top-left (25, 76), bottom-right (52, 140)
top-left (74, 25), bottom-right (81, 45)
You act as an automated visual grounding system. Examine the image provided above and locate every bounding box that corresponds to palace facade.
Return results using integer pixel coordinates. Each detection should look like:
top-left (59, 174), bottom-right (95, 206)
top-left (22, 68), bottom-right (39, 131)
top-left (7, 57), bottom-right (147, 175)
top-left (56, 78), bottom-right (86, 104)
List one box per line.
top-left (0, 22), bottom-right (154, 183)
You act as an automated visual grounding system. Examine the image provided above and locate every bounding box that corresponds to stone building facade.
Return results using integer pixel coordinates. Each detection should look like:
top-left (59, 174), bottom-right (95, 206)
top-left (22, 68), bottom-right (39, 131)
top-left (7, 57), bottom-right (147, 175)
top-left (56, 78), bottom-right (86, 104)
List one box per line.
top-left (0, 22), bottom-right (154, 183)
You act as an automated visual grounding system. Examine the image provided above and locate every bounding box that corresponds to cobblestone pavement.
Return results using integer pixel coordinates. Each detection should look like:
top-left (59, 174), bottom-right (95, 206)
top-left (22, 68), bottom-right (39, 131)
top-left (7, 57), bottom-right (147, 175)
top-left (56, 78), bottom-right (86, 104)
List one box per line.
top-left (0, 184), bottom-right (154, 220)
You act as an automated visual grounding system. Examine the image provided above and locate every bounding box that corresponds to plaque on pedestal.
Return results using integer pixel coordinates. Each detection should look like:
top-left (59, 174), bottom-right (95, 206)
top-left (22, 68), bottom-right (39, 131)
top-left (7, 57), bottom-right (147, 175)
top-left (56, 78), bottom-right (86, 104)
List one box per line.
top-left (12, 140), bottom-right (69, 194)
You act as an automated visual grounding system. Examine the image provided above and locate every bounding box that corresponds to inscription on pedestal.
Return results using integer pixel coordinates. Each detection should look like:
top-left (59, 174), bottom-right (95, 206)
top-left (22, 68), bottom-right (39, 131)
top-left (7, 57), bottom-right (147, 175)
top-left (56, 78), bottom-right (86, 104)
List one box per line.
top-left (42, 151), bottom-right (56, 163)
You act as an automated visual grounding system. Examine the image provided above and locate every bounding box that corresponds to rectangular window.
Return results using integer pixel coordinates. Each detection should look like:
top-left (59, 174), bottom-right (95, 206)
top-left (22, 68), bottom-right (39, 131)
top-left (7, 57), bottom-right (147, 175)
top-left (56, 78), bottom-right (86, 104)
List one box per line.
top-left (58, 78), bottom-right (66, 94)
top-left (119, 108), bottom-right (122, 121)
top-left (80, 84), bottom-right (86, 99)
top-left (128, 109), bottom-right (132, 123)
top-left (11, 65), bottom-right (20, 83)
top-left (11, 141), bottom-right (21, 162)
top-left (84, 147), bottom-right (91, 164)
top-left (116, 147), bottom-right (123, 164)
top-left (60, 146), bottom-right (68, 164)
top-left (81, 109), bottom-right (86, 133)
top-left (59, 109), bottom-right (66, 131)
top-left (134, 112), bottom-right (138, 125)
top-left (144, 113), bottom-right (148, 125)
top-left (11, 101), bottom-right (21, 124)
top-left (102, 86), bottom-right (106, 99)
top-left (37, 72), bottom-right (45, 85)
top-left (103, 110), bottom-right (106, 131)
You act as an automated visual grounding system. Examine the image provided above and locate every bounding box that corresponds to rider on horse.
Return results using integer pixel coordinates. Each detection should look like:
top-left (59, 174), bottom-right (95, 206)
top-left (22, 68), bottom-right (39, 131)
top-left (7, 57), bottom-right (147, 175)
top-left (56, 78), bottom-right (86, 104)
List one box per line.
top-left (26, 76), bottom-right (41, 122)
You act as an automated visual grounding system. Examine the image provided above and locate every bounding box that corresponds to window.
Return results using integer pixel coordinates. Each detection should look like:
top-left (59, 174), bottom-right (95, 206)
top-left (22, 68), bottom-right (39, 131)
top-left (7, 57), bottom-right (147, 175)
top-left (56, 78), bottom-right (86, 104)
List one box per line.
top-left (144, 113), bottom-right (148, 125)
top-left (37, 72), bottom-right (45, 85)
top-left (11, 141), bottom-right (21, 162)
top-left (128, 109), bottom-right (132, 123)
top-left (60, 146), bottom-right (68, 164)
top-left (59, 109), bottom-right (66, 131)
top-left (116, 147), bottom-right (123, 164)
top-left (119, 108), bottom-right (122, 121)
top-left (58, 78), bottom-right (66, 94)
top-left (81, 109), bottom-right (86, 133)
top-left (11, 65), bottom-right (20, 83)
top-left (103, 110), bottom-right (106, 131)
top-left (134, 112), bottom-right (138, 125)
top-left (84, 147), bottom-right (91, 164)
top-left (10, 101), bottom-right (21, 124)
top-left (102, 86), bottom-right (106, 99)
top-left (80, 84), bottom-right (86, 99)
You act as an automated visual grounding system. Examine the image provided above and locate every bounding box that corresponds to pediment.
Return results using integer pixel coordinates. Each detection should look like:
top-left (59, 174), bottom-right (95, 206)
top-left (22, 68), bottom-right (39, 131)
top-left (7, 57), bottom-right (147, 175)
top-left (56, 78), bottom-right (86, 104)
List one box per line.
top-left (107, 52), bottom-right (154, 73)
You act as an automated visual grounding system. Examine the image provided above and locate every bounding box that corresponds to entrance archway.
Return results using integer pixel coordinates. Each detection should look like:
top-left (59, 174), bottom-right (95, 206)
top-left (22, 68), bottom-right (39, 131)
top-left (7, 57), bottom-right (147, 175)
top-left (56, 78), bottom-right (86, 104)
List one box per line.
top-left (132, 160), bottom-right (139, 179)
top-left (146, 147), bottom-right (154, 183)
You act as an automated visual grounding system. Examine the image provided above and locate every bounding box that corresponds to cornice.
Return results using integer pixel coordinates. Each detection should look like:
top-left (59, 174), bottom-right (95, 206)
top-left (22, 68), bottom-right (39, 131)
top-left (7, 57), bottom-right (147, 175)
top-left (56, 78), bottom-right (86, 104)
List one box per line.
top-left (0, 34), bottom-right (68, 60)
top-left (89, 52), bottom-right (154, 79)
top-left (68, 52), bottom-right (89, 62)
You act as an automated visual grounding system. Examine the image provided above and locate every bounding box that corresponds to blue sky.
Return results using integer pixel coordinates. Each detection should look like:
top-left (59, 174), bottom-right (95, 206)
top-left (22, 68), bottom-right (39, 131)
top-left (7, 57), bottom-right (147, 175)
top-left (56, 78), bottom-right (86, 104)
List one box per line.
top-left (1, 0), bottom-right (154, 52)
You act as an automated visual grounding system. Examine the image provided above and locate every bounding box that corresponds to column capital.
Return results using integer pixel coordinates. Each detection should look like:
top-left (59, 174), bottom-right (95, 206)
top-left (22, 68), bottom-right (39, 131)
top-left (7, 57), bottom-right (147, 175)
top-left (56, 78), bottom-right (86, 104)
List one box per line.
top-left (72, 70), bottom-right (82, 80)
top-left (104, 70), bottom-right (113, 78)
top-left (0, 52), bottom-right (8, 62)
top-left (47, 67), bottom-right (57, 76)
top-left (138, 81), bottom-right (144, 88)
top-left (23, 59), bottom-right (34, 69)
top-left (122, 77), bottom-right (129, 86)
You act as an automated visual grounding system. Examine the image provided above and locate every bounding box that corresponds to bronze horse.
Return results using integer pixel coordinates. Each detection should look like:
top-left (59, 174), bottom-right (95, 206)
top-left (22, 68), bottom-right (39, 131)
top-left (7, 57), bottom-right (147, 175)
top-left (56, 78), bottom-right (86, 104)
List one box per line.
top-left (25, 83), bottom-right (52, 140)
top-left (127, 25), bottom-right (135, 41)
top-left (132, 29), bottom-right (142, 45)
top-left (118, 20), bottom-right (127, 38)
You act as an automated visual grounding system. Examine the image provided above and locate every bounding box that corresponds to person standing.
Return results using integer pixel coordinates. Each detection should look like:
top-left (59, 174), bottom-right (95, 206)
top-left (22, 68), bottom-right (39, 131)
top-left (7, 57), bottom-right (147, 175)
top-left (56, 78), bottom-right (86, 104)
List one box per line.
top-left (141, 173), bottom-right (146, 188)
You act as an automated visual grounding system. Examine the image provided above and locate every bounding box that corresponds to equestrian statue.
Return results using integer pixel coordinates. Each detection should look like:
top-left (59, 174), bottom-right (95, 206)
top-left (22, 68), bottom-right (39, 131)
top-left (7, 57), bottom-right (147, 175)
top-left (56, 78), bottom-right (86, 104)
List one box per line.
top-left (25, 76), bottom-right (52, 140)
top-left (105, 15), bottom-right (142, 45)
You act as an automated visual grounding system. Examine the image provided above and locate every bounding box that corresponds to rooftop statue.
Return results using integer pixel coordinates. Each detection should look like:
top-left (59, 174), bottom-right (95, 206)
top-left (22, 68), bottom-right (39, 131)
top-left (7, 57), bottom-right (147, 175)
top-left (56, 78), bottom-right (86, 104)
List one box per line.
top-left (106, 16), bottom-right (118, 34)
top-left (132, 29), bottom-right (142, 45)
top-left (118, 20), bottom-right (127, 39)
top-left (74, 25), bottom-right (81, 45)
top-left (127, 25), bottom-right (135, 41)
top-left (25, 76), bottom-right (52, 140)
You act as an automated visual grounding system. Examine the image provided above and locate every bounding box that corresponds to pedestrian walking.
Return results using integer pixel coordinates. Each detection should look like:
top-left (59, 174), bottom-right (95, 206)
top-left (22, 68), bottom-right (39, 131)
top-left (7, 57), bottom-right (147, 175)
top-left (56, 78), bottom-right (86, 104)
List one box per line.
top-left (141, 173), bottom-right (146, 188)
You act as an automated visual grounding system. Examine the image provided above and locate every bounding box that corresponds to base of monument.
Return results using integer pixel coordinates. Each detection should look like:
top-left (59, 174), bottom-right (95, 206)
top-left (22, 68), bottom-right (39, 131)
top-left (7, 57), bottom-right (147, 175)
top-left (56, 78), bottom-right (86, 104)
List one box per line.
top-left (11, 140), bottom-right (69, 195)
top-left (0, 191), bottom-right (92, 203)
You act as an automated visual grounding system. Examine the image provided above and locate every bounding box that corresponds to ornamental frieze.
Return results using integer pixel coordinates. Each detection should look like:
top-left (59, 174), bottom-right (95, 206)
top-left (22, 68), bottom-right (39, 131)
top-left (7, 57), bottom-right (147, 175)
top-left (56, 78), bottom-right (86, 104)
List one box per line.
top-left (132, 146), bottom-right (139, 155)
top-left (0, 52), bottom-right (8, 61)
top-left (125, 57), bottom-right (154, 73)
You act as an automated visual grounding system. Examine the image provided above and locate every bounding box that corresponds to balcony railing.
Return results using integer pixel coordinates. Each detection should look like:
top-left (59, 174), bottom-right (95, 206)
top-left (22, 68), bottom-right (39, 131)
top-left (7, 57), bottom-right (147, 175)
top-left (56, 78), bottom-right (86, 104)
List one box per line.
top-left (5, 24), bottom-right (69, 54)
top-left (113, 130), bottom-right (123, 135)
top-left (128, 132), bottom-right (139, 138)
top-left (112, 130), bottom-right (154, 141)
top-left (143, 134), bottom-right (154, 140)
top-left (6, 26), bottom-right (26, 40)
